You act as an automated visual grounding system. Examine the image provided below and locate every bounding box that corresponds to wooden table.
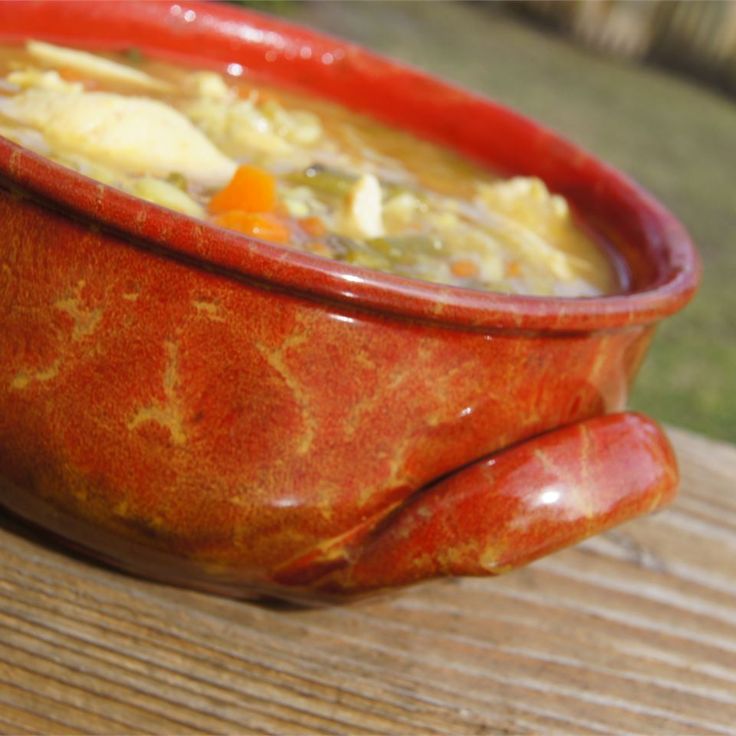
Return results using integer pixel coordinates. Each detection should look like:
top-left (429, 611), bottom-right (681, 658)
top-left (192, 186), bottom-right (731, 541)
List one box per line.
top-left (1, 426), bottom-right (735, 735)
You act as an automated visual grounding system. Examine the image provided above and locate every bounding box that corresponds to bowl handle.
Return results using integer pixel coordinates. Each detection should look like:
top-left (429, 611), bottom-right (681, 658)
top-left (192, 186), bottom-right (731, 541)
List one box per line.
top-left (305, 412), bottom-right (677, 595)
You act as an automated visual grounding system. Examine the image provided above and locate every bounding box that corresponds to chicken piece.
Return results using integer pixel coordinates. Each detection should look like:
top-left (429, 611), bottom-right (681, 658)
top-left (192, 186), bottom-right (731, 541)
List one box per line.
top-left (27, 40), bottom-right (172, 93)
top-left (339, 173), bottom-right (385, 240)
top-left (0, 88), bottom-right (236, 186)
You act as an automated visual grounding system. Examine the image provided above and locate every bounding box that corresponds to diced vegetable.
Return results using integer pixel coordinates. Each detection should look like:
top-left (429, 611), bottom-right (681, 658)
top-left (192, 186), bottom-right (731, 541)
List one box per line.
top-left (299, 216), bottom-right (327, 237)
top-left (166, 172), bottom-right (188, 191)
top-left (213, 211), bottom-right (291, 244)
top-left (450, 259), bottom-right (480, 279)
top-left (209, 164), bottom-right (278, 214)
top-left (343, 248), bottom-right (392, 271)
top-left (366, 234), bottom-right (445, 266)
top-left (324, 234), bottom-right (359, 259)
top-left (368, 234), bottom-right (445, 257)
top-left (506, 260), bottom-right (522, 278)
top-left (305, 241), bottom-right (332, 258)
top-left (287, 165), bottom-right (356, 197)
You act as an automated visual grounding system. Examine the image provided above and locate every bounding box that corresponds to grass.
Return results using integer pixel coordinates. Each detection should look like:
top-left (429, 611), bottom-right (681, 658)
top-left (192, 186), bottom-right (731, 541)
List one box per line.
top-left (264, 1), bottom-right (736, 442)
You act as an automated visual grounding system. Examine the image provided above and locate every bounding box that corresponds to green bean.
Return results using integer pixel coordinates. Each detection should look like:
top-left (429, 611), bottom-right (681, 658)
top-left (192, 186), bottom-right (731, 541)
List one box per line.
top-left (343, 249), bottom-right (392, 271)
top-left (325, 234), bottom-right (391, 270)
top-left (325, 234), bottom-right (361, 258)
top-left (366, 234), bottom-right (446, 265)
top-left (287, 164), bottom-right (425, 203)
top-left (382, 182), bottom-right (427, 202)
top-left (166, 172), bottom-right (188, 191)
top-left (286, 165), bottom-right (356, 197)
top-left (124, 47), bottom-right (143, 64)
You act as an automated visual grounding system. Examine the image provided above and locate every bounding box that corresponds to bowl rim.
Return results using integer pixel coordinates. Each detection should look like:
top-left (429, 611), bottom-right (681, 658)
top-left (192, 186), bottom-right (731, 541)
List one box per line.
top-left (0, 0), bottom-right (701, 333)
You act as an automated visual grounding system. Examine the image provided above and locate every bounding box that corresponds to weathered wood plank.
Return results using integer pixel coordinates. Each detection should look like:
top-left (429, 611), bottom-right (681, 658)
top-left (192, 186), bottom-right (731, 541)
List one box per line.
top-left (0, 426), bottom-right (735, 735)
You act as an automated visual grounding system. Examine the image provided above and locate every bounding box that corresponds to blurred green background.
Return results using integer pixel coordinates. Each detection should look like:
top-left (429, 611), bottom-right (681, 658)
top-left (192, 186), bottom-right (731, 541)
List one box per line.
top-left (244, 1), bottom-right (736, 442)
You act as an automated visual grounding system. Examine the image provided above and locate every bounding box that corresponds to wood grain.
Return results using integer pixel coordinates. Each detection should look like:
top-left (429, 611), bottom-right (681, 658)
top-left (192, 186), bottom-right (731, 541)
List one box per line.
top-left (1, 425), bottom-right (735, 735)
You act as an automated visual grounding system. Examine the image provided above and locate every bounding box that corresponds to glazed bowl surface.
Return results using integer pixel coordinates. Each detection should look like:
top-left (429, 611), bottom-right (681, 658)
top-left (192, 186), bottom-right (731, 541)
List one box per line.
top-left (0, 1), bottom-right (699, 603)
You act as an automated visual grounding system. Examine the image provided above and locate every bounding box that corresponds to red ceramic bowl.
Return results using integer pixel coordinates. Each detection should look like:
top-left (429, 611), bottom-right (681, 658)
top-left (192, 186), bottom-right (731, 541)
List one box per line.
top-left (0, 1), bottom-right (699, 603)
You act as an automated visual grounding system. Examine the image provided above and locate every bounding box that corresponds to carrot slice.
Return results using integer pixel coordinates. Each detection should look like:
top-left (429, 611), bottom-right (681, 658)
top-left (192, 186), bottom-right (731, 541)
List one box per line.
top-left (214, 211), bottom-right (291, 244)
top-left (209, 165), bottom-right (278, 214)
top-left (306, 241), bottom-right (332, 258)
top-left (451, 259), bottom-right (480, 279)
top-left (299, 216), bottom-right (327, 237)
top-left (506, 260), bottom-right (522, 278)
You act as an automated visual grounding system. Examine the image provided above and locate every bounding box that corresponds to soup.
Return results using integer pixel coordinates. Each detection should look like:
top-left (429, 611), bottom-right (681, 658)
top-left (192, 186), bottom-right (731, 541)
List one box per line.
top-left (0, 41), bottom-right (617, 296)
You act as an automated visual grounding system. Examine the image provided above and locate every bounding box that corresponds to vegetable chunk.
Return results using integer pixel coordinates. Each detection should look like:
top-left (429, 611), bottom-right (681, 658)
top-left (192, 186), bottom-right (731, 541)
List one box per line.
top-left (209, 165), bottom-right (278, 214)
top-left (340, 174), bottom-right (385, 239)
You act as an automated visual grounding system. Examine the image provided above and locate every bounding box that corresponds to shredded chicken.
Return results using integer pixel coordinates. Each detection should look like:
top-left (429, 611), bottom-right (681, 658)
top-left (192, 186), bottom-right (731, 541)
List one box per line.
top-left (339, 173), bottom-right (384, 239)
top-left (0, 88), bottom-right (236, 186)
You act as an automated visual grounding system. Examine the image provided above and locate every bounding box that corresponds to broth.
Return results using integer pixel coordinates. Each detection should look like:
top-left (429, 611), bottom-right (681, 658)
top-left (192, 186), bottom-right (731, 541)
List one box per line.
top-left (0, 41), bottom-right (617, 297)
